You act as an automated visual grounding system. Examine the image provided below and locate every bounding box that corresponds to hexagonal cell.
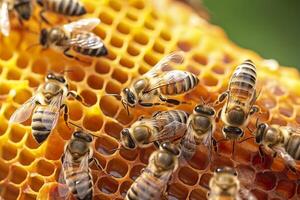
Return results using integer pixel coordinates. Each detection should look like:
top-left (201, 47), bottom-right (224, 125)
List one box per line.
top-left (83, 114), bottom-right (103, 132)
top-left (117, 22), bottom-right (130, 35)
top-left (19, 149), bottom-right (35, 166)
top-left (127, 44), bottom-right (140, 56)
top-left (87, 75), bottom-right (104, 90)
top-left (36, 159), bottom-right (55, 176)
top-left (110, 35), bottom-right (124, 48)
top-left (251, 189), bottom-right (268, 200)
top-left (119, 57), bottom-right (135, 68)
top-left (10, 166), bottom-right (27, 184)
top-left (133, 32), bottom-right (149, 45)
top-left (104, 121), bottom-right (123, 139)
top-left (167, 182), bottom-right (189, 200)
top-left (68, 101), bottom-right (84, 121)
top-left (16, 53), bottom-right (30, 68)
top-left (80, 89), bottom-right (98, 106)
top-left (119, 148), bottom-right (139, 161)
top-left (1, 143), bottom-right (17, 161)
top-left (112, 68), bottom-right (128, 84)
top-left (178, 166), bottom-right (199, 186)
top-left (1, 184), bottom-right (20, 200)
top-left (32, 59), bottom-right (48, 75)
top-left (95, 136), bottom-right (119, 156)
top-left (189, 188), bottom-right (207, 200)
top-left (67, 66), bottom-right (85, 82)
top-left (187, 148), bottom-right (209, 170)
top-left (7, 69), bottom-right (21, 80)
top-left (0, 47), bottom-right (13, 61)
top-left (255, 171), bottom-right (277, 191)
top-left (193, 54), bottom-right (208, 66)
top-left (28, 175), bottom-right (44, 192)
top-left (0, 162), bottom-right (9, 181)
top-left (129, 164), bottom-right (144, 181)
top-left (119, 181), bottom-right (132, 197)
top-left (139, 146), bottom-right (156, 164)
top-left (275, 179), bottom-right (296, 199)
top-left (95, 60), bottom-right (111, 74)
top-left (199, 173), bottom-right (212, 189)
top-left (0, 120), bottom-right (8, 136)
top-left (9, 125), bottom-right (26, 143)
top-left (202, 74), bottom-right (219, 87)
top-left (99, 11), bottom-right (114, 25)
top-left (116, 109), bottom-right (135, 125)
top-left (97, 176), bottom-right (119, 194)
top-left (106, 158), bottom-right (128, 178)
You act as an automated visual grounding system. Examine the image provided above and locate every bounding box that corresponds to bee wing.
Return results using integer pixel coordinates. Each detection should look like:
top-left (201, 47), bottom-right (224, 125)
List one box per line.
top-left (180, 123), bottom-right (197, 160)
top-left (76, 154), bottom-right (91, 200)
top-left (0, 1), bottom-right (10, 36)
top-left (143, 51), bottom-right (184, 79)
top-left (58, 152), bottom-right (72, 198)
top-left (149, 120), bottom-right (187, 143)
top-left (63, 18), bottom-right (100, 33)
top-left (42, 94), bottom-right (63, 131)
top-left (9, 95), bottom-right (37, 123)
top-left (144, 70), bottom-right (189, 93)
top-left (69, 33), bottom-right (105, 49)
top-left (273, 146), bottom-right (296, 168)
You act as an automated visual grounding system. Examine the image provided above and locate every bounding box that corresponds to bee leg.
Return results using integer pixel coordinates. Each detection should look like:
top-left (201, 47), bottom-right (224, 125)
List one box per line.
top-left (138, 100), bottom-right (162, 107)
top-left (258, 145), bottom-right (265, 163)
top-left (63, 48), bottom-right (88, 64)
top-left (39, 9), bottom-right (51, 25)
top-left (89, 157), bottom-right (104, 171)
top-left (61, 104), bottom-right (70, 129)
top-left (153, 141), bottom-right (160, 148)
top-left (212, 137), bottom-right (218, 153)
top-left (67, 91), bottom-right (89, 107)
top-left (159, 95), bottom-right (189, 105)
top-left (249, 105), bottom-right (260, 115)
top-left (215, 108), bottom-right (222, 122)
top-left (214, 91), bottom-right (228, 106)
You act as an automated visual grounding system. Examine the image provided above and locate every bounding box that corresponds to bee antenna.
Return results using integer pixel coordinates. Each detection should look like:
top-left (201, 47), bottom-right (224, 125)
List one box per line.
top-left (26, 43), bottom-right (40, 51)
top-left (121, 100), bottom-right (130, 116)
top-left (68, 121), bottom-right (83, 130)
top-left (107, 146), bottom-right (123, 153)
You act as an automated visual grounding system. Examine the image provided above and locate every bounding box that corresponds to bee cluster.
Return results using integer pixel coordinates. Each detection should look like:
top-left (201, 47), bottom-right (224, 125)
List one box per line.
top-left (1, 0), bottom-right (300, 200)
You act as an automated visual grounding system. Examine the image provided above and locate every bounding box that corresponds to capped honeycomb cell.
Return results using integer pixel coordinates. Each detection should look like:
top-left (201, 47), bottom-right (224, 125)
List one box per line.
top-left (1, 0), bottom-right (300, 199)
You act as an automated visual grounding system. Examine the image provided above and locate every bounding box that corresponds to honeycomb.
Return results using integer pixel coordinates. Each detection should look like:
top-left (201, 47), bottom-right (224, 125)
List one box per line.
top-left (1, 0), bottom-right (300, 199)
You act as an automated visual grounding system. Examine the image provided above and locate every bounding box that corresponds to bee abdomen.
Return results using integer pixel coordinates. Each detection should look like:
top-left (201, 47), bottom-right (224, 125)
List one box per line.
top-left (31, 107), bottom-right (56, 143)
top-left (160, 71), bottom-right (199, 95)
top-left (154, 110), bottom-right (189, 132)
top-left (285, 135), bottom-right (300, 160)
top-left (47, 0), bottom-right (86, 16)
top-left (74, 45), bottom-right (108, 57)
top-left (229, 60), bottom-right (257, 101)
top-left (125, 172), bottom-right (162, 200)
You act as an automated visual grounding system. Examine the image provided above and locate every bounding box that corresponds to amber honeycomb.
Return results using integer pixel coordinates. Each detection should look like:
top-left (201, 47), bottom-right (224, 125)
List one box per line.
top-left (1, 0), bottom-right (300, 199)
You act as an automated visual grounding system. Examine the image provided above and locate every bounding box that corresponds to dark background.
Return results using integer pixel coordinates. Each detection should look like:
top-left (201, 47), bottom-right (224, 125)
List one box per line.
top-left (201, 0), bottom-right (300, 68)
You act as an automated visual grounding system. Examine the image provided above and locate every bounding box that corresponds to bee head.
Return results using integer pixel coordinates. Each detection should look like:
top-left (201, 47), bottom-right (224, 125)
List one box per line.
top-left (215, 167), bottom-right (237, 176)
top-left (40, 29), bottom-right (48, 46)
top-left (14, 0), bottom-right (31, 20)
top-left (194, 104), bottom-right (215, 116)
top-left (69, 131), bottom-right (92, 159)
top-left (46, 73), bottom-right (66, 84)
top-left (254, 123), bottom-right (267, 143)
top-left (213, 167), bottom-right (238, 193)
top-left (120, 128), bottom-right (136, 149)
top-left (73, 131), bottom-right (93, 143)
top-left (222, 126), bottom-right (243, 139)
top-left (227, 106), bottom-right (245, 126)
top-left (152, 142), bottom-right (179, 172)
top-left (122, 88), bottom-right (136, 106)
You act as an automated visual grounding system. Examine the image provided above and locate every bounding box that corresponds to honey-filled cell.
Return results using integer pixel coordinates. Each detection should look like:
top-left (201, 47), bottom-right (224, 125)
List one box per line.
top-left (0, 0), bottom-right (300, 199)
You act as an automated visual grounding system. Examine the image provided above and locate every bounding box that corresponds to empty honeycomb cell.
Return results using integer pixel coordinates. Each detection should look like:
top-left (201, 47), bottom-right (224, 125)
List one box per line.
top-left (9, 125), bottom-right (25, 143)
top-left (104, 121), bottom-right (123, 139)
top-left (0, 83), bottom-right (10, 95)
top-left (19, 149), bottom-right (35, 166)
top-left (119, 148), bottom-right (139, 161)
top-left (13, 89), bottom-right (32, 105)
top-left (251, 189), bottom-right (268, 200)
top-left (144, 20), bottom-right (155, 31)
top-left (144, 53), bottom-right (158, 66)
top-left (119, 181), bottom-right (133, 197)
top-left (187, 65), bottom-right (201, 76)
top-left (80, 89), bottom-right (98, 106)
top-left (67, 66), bottom-right (85, 82)
top-left (1, 143), bottom-right (17, 161)
top-left (95, 135), bottom-right (119, 156)
top-left (25, 132), bottom-right (41, 149)
top-left (94, 26), bottom-right (107, 40)
top-left (106, 158), bottom-right (128, 178)
top-left (261, 97), bottom-right (277, 109)
top-left (116, 109), bottom-right (135, 125)
top-left (21, 193), bottom-right (37, 200)
top-left (186, 148), bottom-right (209, 170)
top-left (199, 172), bottom-right (212, 190)
top-left (99, 12), bottom-right (114, 25)
top-left (68, 101), bottom-right (83, 121)
top-left (7, 69), bottom-right (21, 80)
top-left (129, 164), bottom-right (144, 181)
top-left (110, 35), bottom-right (124, 48)
top-left (279, 105), bottom-right (294, 118)
top-left (236, 165), bottom-right (256, 187)
top-left (275, 180), bottom-right (296, 199)
top-left (189, 188), bottom-right (207, 200)
top-left (270, 117), bottom-right (287, 126)
top-left (255, 171), bottom-right (277, 191)
top-left (97, 176), bottom-right (119, 194)
top-left (87, 75), bottom-right (104, 90)
top-left (36, 159), bottom-right (55, 176)
top-left (193, 54), bottom-right (208, 66)
top-left (160, 30), bottom-right (171, 41)
top-left (127, 44), bottom-right (140, 56)
top-left (139, 146), bottom-right (156, 164)
top-left (28, 175), bottom-right (44, 192)
top-left (83, 115), bottom-right (103, 131)
top-left (119, 57), bottom-right (135, 68)
top-left (31, 59), bottom-right (48, 75)
top-left (117, 22), bottom-right (130, 35)
top-left (130, 0), bottom-right (145, 9)
top-left (202, 74), bottom-right (218, 87)
top-left (168, 182), bottom-right (189, 200)
top-left (1, 184), bottom-right (20, 200)
top-left (210, 155), bottom-right (235, 171)
top-left (0, 120), bottom-right (8, 136)
top-left (26, 76), bottom-right (40, 87)
top-left (153, 41), bottom-right (165, 54)
top-left (126, 12), bottom-right (138, 21)
top-left (177, 41), bottom-right (192, 52)
top-left (10, 166), bottom-right (27, 184)
top-left (133, 32), bottom-right (149, 45)
top-left (4, 105), bottom-right (16, 122)
top-left (44, 131), bottom-right (65, 161)
top-left (0, 162), bottom-right (9, 181)
top-left (211, 64), bottom-right (225, 75)
top-left (0, 47), bottom-right (13, 61)
top-left (109, 0), bottom-right (122, 11)
top-left (178, 166), bottom-right (199, 186)
top-left (112, 68), bottom-right (128, 84)
top-left (100, 96), bottom-right (119, 118)
top-left (95, 60), bottom-right (111, 74)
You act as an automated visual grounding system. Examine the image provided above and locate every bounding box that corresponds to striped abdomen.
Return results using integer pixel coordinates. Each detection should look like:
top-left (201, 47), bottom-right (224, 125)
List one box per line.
top-left (43, 0), bottom-right (86, 16)
top-left (229, 60), bottom-right (257, 103)
top-left (159, 71), bottom-right (199, 95)
top-left (125, 170), bottom-right (168, 200)
top-left (285, 134), bottom-right (300, 160)
top-left (72, 33), bottom-right (108, 57)
top-left (32, 106), bottom-right (56, 144)
top-left (64, 165), bottom-right (93, 200)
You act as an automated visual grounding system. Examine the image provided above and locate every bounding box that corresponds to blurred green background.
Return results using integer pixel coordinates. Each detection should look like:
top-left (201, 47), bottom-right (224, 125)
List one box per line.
top-left (201, 0), bottom-right (300, 68)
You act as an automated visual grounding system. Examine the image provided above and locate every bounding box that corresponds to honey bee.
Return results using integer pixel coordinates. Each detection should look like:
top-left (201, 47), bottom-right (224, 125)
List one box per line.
top-left (58, 129), bottom-right (102, 200)
top-left (36, 0), bottom-right (86, 24)
top-left (39, 18), bottom-right (108, 60)
top-left (0, 0), bottom-right (32, 36)
top-left (180, 104), bottom-right (216, 160)
top-left (120, 110), bottom-right (189, 150)
top-left (125, 142), bottom-right (180, 200)
top-left (254, 123), bottom-right (300, 172)
top-left (208, 167), bottom-right (257, 200)
top-left (9, 72), bottom-right (88, 144)
top-left (110, 52), bottom-right (199, 115)
top-left (216, 60), bottom-right (260, 141)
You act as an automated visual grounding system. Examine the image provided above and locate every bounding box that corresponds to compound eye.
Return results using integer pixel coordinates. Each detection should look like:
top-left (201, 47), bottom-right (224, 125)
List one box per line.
top-left (47, 73), bottom-right (54, 79)
top-left (59, 77), bottom-right (66, 83)
top-left (194, 105), bottom-right (202, 113)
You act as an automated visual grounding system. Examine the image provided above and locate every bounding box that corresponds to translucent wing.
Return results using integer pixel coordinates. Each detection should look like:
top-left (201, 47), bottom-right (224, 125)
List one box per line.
top-left (63, 18), bottom-right (100, 33)
top-left (180, 124), bottom-right (197, 160)
top-left (69, 33), bottom-right (105, 49)
top-left (0, 1), bottom-right (10, 36)
top-left (9, 95), bottom-right (37, 123)
top-left (58, 151), bottom-right (72, 198)
top-left (144, 70), bottom-right (189, 93)
top-left (143, 51), bottom-right (185, 79)
top-left (76, 154), bottom-right (91, 200)
top-left (41, 93), bottom-right (62, 132)
top-left (273, 146), bottom-right (296, 168)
